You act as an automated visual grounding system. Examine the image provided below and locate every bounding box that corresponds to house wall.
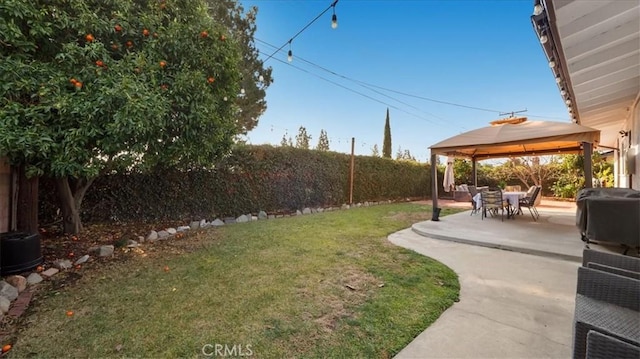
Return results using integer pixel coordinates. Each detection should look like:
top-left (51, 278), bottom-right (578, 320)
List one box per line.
top-left (631, 97), bottom-right (640, 190)
top-left (620, 95), bottom-right (640, 190)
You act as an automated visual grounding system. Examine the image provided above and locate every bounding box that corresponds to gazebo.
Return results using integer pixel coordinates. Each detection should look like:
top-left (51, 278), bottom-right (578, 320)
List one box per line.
top-left (429, 118), bottom-right (601, 214)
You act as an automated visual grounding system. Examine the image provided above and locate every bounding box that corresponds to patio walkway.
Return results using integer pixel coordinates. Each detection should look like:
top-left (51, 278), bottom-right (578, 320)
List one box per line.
top-left (389, 200), bottom-right (592, 358)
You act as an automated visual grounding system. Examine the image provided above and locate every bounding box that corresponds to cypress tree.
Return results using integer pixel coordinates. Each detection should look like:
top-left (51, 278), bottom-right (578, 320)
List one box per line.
top-left (382, 108), bottom-right (392, 158)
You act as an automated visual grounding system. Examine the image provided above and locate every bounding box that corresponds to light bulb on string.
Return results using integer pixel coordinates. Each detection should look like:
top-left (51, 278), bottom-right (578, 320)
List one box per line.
top-left (331, 4), bottom-right (338, 29)
top-left (223, 96), bottom-right (228, 101)
top-left (258, 74), bottom-right (264, 82)
top-left (240, 88), bottom-right (245, 95)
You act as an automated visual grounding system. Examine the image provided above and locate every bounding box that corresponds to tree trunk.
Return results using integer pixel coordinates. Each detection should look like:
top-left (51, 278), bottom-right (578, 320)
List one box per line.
top-left (16, 165), bottom-right (39, 234)
top-left (55, 176), bottom-right (95, 234)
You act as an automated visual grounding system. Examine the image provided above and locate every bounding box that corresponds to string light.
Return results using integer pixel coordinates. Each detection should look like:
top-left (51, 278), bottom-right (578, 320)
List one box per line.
top-left (331, 2), bottom-right (338, 29)
top-left (263, 1), bottom-right (339, 63)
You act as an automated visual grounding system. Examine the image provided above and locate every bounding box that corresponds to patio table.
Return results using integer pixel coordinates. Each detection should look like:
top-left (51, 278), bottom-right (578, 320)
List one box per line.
top-left (473, 191), bottom-right (527, 219)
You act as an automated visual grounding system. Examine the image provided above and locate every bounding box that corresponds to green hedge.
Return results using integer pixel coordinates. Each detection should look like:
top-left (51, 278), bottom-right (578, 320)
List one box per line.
top-left (39, 145), bottom-right (431, 223)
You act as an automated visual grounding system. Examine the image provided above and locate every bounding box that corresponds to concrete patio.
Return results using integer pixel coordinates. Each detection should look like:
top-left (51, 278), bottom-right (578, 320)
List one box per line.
top-left (389, 199), bottom-right (620, 358)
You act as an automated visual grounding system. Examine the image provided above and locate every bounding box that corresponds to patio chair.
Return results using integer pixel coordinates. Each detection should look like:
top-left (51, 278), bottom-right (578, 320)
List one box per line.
top-left (572, 266), bottom-right (640, 359)
top-left (468, 185), bottom-right (480, 215)
top-left (519, 185), bottom-right (541, 221)
top-left (481, 189), bottom-right (505, 221)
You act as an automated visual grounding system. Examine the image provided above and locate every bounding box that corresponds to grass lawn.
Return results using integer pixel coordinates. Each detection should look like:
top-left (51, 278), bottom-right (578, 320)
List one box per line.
top-left (13, 203), bottom-right (461, 358)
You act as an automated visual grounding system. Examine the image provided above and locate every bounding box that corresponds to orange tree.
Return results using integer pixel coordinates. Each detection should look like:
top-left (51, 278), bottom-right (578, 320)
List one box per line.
top-left (0, 0), bottom-right (258, 233)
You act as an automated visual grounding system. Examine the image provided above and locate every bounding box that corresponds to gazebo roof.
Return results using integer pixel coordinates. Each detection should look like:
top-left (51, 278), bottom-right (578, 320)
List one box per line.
top-left (429, 120), bottom-right (600, 159)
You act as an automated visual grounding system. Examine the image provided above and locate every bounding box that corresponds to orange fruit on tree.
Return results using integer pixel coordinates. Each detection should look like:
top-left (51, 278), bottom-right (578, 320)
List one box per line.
top-left (207, 77), bottom-right (215, 84)
top-left (85, 34), bottom-right (94, 42)
top-left (66, 310), bottom-right (74, 317)
top-left (200, 31), bottom-right (208, 38)
top-left (160, 3), bottom-right (166, 9)
top-left (143, 29), bottom-right (150, 37)
top-left (75, 264), bottom-right (82, 270)
top-left (114, 24), bottom-right (122, 32)
top-left (2, 344), bottom-right (11, 353)
top-left (126, 41), bottom-right (133, 48)
top-left (160, 84), bottom-right (168, 90)
top-left (163, 265), bottom-right (170, 272)
top-left (95, 60), bottom-right (104, 67)
top-left (74, 81), bottom-right (83, 89)
top-left (220, 34), bottom-right (226, 41)
top-left (111, 43), bottom-right (119, 50)
top-left (159, 61), bottom-right (166, 68)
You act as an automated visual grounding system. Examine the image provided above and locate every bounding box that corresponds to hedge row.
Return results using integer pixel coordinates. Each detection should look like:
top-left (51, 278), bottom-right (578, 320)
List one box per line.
top-left (39, 145), bottom-right (432, 224)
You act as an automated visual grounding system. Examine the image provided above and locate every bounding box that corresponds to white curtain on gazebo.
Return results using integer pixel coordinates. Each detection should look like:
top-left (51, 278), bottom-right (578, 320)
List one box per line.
top-left (443, 156), bottom-right (455, 193)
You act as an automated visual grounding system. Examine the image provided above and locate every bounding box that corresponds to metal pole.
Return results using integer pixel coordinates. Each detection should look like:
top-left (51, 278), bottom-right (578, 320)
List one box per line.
top-left (349, 137), bottom-right (355, 204)
top-left (583, 142), bottom-right (593, 188)
top-left (431, 152), bottom-right (440, 221)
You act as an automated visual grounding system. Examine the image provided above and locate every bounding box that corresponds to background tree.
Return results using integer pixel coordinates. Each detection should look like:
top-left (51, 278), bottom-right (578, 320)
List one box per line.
top-left (280, 133), bottom-right (290, 147)
top-left (371, 144), bottom-right (380, 157)
top-left (382, 108), bottom-right (392, 158)
top-left (316, 129), bottom-right (330, 151)
top-left (206, 0), bottom-right (272, 135)
top-left (0, 0), bottom-right (260, 233)
top-left (295, 126), bottom-right (311, 149)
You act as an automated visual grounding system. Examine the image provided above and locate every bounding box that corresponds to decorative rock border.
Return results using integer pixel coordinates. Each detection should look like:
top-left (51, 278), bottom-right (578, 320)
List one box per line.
top-left (0, 199), bottom-right (404, 321)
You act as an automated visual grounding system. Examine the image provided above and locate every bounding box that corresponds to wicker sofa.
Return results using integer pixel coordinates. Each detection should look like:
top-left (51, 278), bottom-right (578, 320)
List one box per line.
top-left (572, 249), bottom-right (640, 359)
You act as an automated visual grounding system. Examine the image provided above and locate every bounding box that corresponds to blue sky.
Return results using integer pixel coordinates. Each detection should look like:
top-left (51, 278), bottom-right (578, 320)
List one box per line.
top-left (241, 0), bottom-right (567, 162)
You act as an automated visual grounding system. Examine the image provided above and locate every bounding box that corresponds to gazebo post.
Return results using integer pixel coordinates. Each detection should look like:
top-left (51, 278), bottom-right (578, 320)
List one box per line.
top-left (583, 142), bottom-right (593, 188)
top-left (471, 157), bottom-right (477, 186)
top-left (430, 152), bottom-right (440, 221)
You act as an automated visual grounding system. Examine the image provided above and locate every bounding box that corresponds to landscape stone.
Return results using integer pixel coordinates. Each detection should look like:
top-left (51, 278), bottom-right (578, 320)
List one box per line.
top-left (138, 235), bottom-right (145, 243)
top-left (126, 240), bottom-right (139, 248)
top-left (267, 215), bottom-right (276, 219)
top-left (364, 201), bottom-right (370, 206)
top-left (224, 217), bottom-right (236, 224)
top-left (211, 219), bottom-right (225, 226)
top-left (200, 219), bottom-right (207, 228)
top-left (342, 204), bottom-right (350, 210)
top-left (258, 211), bottom-right (268, 220)
top-left (5, 275), bottom-right (27, 293)
top-left (53, 259), bottom-right (73, 270)
top-left (0, 296), bottom-right (10, 314)
top-left (41, 268), bottom-right (59, 278)
top-left (303, 208), bottom-right (312, 215)
top-left (356, 203), bottom-right (362, 207)
top-left (26, 273), bottom-right (43, 285)
top-left (157, 230), bottom-right (170, 239)
top-left (236, 215), bottom-right (249, 223)
top-left (97, 245), bottom-right (115, 257)
top-left (167, 228), bottom-right (177, 235)
top-left (310, 208), bottom-right (317, 214)
top-left (317, 208), bottom-right (324, 213)
top-left (74, 255), bottom-right (90, 265)
top-left (276, 215), bottom-right (284, 218)
top-left (146, 230), bottom-right (158, 241)
top-left (296, 210), bottom-right (303, 216)
top-left (177, 226), bottom-right (190, 232)
top-left (190, 221), bottom-right (200, 230)
top-left (250, 216), bottom-right (257, 221)
top-left (0, 282), bottom-right (18, 301)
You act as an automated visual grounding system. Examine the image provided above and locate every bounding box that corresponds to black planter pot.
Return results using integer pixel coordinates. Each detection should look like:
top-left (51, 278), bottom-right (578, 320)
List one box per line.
top-left (1, 232), bottom-right (43, 275)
